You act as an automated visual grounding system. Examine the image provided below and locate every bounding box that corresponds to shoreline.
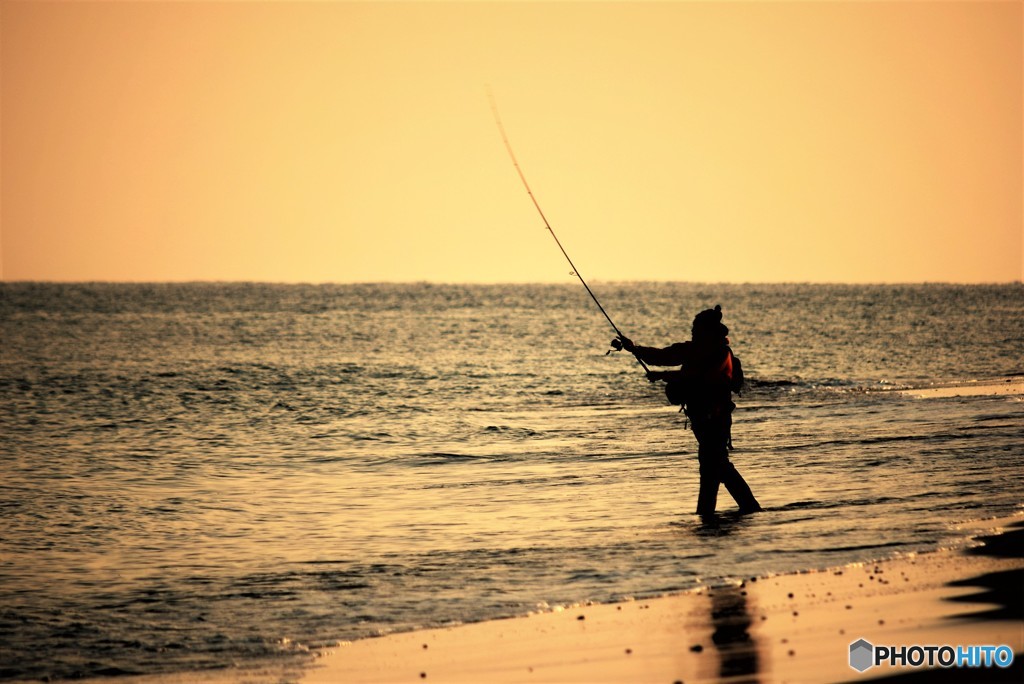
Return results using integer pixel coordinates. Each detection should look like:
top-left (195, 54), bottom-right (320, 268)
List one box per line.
top-left (891, 376), bottom-right (1023, 399)
top-left (301, 519), bottom-right (1023, 684)
top-left (73, 515), bottom-right (1024, 684)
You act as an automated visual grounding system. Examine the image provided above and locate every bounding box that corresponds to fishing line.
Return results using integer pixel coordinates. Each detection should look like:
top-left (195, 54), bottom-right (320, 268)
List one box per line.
top-left (487, 88), bottom-right (649, 374)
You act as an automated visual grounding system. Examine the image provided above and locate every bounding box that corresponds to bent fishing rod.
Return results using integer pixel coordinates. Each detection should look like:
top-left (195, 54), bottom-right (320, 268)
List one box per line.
top-left (487, 89), bottom-right (649, 375)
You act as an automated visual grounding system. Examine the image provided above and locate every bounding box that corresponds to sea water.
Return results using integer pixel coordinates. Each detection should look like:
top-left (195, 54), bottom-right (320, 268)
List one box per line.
top-left (1, 282), bottom-right (1021, 681)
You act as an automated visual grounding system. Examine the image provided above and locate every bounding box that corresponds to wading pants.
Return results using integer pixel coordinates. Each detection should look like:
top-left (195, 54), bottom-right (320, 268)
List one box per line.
top-left (690, 413), bottom-right (762, 516)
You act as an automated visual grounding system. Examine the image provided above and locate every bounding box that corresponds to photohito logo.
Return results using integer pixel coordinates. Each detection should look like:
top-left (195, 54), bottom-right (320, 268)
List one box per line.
top-left (849, 639), bottom-right (1014, 673)
top-left (849, 639), bottom-right (874, 673)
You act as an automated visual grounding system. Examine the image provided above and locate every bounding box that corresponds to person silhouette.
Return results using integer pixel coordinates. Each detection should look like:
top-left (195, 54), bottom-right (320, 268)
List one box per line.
top-left (618, 305), bottom-right (762, 516)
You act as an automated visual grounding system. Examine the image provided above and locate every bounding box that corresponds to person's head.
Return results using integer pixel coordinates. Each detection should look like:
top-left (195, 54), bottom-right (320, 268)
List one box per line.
top-left (692, 304), bottom-right (729, 342)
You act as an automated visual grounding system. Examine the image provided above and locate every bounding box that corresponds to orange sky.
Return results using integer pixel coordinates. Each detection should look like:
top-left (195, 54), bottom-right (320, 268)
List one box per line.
top-left (1, 1), bottom-right (1021, 283)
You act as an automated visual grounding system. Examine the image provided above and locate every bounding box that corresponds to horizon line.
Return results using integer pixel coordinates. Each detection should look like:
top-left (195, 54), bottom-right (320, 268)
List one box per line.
top-left (1, 278), bottom-right (1021, 287)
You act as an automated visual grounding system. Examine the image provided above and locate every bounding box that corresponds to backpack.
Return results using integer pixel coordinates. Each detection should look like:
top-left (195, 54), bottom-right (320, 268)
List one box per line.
top-left (664, 376), bottom-right (691, 406)
top-left (664, 350), bottom-right (743, 407)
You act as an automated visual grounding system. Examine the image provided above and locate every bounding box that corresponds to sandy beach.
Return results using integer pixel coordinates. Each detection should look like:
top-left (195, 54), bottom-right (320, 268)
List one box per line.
top-left (300, 521), bottom-right (1022, 684)
top-left (77, 516), bottom-right (1023, 684)
top-left (893, 377), bottom-right (1024, 400)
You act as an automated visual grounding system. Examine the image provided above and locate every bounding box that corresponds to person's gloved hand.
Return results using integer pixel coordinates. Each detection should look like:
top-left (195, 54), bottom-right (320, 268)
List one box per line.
top-left (616, 335), bottom-right (635, 352)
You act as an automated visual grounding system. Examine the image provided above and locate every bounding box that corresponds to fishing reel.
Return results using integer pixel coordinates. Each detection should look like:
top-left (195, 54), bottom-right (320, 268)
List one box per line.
top-left (606, 337), bottom-right (623, 355)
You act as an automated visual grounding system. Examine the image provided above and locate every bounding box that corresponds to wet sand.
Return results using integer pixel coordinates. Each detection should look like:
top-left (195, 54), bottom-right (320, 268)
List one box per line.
top-left (300, 519), bottom-right (1023, 683)
top-left (75, 518), bottom-right (1023, 684)
top-left (894, 376), bottom-right (1024, 399)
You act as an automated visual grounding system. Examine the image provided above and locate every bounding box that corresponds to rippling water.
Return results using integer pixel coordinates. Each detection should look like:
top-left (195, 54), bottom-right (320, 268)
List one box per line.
top-left (1, 282), bottom-right (1021, 681)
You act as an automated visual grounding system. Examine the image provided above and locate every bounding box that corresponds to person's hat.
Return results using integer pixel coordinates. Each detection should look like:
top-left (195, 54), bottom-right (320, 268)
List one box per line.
top-left (692, 304), bottom-right (728, 338)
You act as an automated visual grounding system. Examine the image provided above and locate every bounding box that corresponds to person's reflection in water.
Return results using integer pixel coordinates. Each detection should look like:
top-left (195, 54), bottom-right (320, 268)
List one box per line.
top-left (678, 507), bottom-right (761, 679)
top-left (708, 583), bottom-right (760, 682)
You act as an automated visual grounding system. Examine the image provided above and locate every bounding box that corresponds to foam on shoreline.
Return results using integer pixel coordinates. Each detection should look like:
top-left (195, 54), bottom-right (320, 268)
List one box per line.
top-left (894, 376), bottom-right (1024, 399)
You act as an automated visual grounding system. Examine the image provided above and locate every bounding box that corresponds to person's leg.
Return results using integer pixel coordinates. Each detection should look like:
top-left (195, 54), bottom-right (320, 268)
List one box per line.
top-left (696, 454), bottom-right (721, 515)
top-left (694, 413), bottom-right (762, 514)
top-left (693, 418), bottom-right (727, 515)
top-left (719, 461), bottom-right (762, 513)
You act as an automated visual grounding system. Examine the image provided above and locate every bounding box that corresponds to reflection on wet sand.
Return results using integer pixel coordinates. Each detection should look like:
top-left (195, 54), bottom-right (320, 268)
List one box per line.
top-left (709, 583), bottom-right (760, 683)
top-left (692, 512), bottom-right (761, 682)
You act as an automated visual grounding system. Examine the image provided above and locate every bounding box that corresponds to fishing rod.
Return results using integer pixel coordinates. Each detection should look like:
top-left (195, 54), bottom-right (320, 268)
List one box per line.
top-left (487, 89), bottom-right (649, 374)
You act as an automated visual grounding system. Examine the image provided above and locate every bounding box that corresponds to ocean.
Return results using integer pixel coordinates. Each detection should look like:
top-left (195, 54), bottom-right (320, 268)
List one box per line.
top-left (1, 282), bottom-right (1021, 681)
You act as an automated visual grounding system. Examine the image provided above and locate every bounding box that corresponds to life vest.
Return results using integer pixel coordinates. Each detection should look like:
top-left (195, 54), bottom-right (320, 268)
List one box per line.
top-left (725, 351), bottom-right (744, 394)
top-left (665, 347), bottom-right (743, 407)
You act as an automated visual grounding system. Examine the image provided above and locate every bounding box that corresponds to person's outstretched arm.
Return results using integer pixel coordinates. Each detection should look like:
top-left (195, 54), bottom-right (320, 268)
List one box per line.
top-left (616, 336), bottom-right (688, 366)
